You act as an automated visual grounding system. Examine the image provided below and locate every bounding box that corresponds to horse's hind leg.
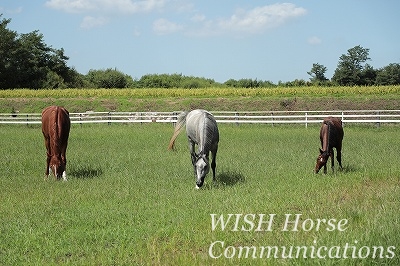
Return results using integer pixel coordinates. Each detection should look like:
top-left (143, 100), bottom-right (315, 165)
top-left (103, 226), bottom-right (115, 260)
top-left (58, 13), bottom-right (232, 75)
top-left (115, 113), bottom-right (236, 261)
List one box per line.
top-left (44, 137), bottom-right (51, 180)
top-left (330, 149), bottom-right (335, 172)
top-left (45, 154), bottom-right (51, 180)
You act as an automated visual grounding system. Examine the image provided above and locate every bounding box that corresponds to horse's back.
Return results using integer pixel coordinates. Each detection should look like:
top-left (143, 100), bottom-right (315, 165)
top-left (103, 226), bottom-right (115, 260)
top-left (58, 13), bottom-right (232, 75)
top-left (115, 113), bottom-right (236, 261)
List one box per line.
top-left (42, 106), bottom-right (70, 141)
top-left (325, 117), bottom-right (343, 138)
top-left (321, 116), bottom-right (344, 148)
top-left (186, 109), bottom-right (219, 145)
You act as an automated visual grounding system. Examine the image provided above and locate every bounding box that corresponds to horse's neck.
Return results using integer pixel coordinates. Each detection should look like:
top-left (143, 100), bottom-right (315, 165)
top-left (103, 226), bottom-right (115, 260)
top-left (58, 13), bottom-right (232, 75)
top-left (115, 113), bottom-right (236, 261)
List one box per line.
top-left (188, 115), bottom-right (209, 155)
top-left (322, 123), bottom-right (330, 152)
top-left (198, 117), bottom-right (208, 155)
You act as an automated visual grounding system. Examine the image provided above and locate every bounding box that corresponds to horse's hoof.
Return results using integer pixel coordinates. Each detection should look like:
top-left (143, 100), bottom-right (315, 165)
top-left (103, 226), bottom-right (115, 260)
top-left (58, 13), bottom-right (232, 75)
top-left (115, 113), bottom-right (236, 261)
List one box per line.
top-left (195, 185), bottom-right (200, 189)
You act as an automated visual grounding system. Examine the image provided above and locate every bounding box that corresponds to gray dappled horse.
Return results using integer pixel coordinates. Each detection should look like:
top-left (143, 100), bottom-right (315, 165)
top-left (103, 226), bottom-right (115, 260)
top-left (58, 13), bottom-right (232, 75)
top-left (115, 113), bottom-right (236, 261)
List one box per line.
top-left (168, 109), bottom-right (219, 189)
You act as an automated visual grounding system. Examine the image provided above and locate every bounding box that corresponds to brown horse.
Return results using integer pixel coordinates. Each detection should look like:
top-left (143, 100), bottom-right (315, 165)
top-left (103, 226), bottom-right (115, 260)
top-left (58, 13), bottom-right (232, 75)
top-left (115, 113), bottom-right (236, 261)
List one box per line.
top-left (41, 106), bottom-right (71, 180)
top-left (315, 117), bottom-right (344, 174)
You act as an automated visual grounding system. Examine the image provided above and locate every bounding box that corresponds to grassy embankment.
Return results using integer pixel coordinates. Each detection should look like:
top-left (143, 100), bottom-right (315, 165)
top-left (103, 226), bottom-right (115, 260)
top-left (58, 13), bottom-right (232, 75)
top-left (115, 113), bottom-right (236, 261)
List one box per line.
top-left (1, 85), bottom-right (400, 113)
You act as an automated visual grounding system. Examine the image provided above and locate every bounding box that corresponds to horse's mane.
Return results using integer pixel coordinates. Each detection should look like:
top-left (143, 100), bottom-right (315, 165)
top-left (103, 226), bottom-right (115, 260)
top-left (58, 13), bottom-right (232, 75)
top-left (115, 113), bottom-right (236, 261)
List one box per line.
top-left (168, 111), bottom-right (188, 150)
top-left (322, 117), bottom-right (343, 153)
top-left (200, 114), bottom-right (218, 154)
top-left (324, 121), bottom-right (331, 154)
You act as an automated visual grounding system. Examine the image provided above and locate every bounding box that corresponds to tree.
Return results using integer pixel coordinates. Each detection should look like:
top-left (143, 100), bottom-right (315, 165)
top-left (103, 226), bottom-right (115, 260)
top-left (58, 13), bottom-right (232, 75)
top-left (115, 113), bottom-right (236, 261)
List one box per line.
top-left (332, 45), bottom-right (371, 86)
top-left (0, 16), bottom-right (18, 88)
top-left (307, 63), bottom-right (328, 84)
top-left (359, 63), bottom-right (376, 86)
top-left (0, 15), bottom-right (80, 89)
top-left (375, 63), bottom-right (400, 85)
top-left (85, 68), bottom-right (133, 88)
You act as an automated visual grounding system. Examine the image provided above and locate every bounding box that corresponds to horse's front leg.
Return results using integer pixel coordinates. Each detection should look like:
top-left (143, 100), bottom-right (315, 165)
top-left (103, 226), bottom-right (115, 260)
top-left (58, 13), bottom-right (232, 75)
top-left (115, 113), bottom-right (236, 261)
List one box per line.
top-left (211, 145), bottom-right (218, 182)
top-left (61, 146), bottom-right (67, 181)
top-left (330, 149), bottom-right (335, 172)
top-left (188, 138), bottom-right (197, 178)
top-left (44, 137), bottom-right (51, 180)
top-left (337, 147), bottom-right (343, 170)
top-left (188, 139), bottom-right (196, 164)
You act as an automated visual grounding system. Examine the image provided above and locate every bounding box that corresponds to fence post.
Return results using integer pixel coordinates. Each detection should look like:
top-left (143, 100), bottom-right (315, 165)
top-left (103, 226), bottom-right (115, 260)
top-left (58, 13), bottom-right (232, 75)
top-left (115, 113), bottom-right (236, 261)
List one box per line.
top-left (172, 112), bottom-right (177, 127)
top-left (341, 111), bottom-right (344, 127)
top-left (305, 112), bottom-right (308, 128)
top-left (235, 112), bottom-right (239, 126)
top-left (108, 112), bottom-right (111, 125)
top-left (376, 111), bottom-right (380, 127)
top-left (271, 112), bottom-right (274, 127)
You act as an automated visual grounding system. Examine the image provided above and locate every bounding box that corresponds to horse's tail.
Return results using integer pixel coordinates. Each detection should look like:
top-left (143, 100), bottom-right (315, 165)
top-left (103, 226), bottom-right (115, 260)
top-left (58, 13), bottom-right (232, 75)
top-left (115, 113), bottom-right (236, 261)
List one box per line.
top-left (168, 111), bottom-right (188, 150)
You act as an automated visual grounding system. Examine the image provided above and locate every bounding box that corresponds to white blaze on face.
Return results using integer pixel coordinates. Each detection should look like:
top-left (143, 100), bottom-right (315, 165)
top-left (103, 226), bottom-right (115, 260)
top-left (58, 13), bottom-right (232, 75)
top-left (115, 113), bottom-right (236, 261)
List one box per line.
top-left (195, 156), bottom-right (209, 188)
top-left (196, 158), bottom-right (209, 179)
top-left (52, 165), bottom-right (57, 177)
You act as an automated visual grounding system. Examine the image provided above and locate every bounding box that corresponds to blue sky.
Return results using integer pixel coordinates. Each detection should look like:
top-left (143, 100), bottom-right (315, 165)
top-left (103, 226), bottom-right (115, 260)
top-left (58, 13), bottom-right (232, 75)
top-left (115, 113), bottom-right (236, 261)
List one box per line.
top-left (1, 0), bottom-right (399, 83)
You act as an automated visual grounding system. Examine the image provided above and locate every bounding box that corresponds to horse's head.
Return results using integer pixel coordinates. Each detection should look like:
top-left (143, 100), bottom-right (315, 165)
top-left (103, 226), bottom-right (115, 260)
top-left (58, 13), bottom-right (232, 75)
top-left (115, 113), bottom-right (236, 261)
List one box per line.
top-left (50, 155), bottom-right (66, 180)
top-left (195, 154), bottom-right (210, 188)
top-left (314, 149), bottom-right (329, 173)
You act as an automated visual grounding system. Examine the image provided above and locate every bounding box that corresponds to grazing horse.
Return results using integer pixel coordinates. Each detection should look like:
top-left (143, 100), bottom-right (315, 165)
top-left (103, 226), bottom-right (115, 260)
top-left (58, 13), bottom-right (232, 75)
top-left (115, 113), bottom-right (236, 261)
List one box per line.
top-left (41, 106), bottom-right (71, 180)
top-left (168, 109), bottom-right (219, 189)
top-left (315, 116), bottom-right (344, 174)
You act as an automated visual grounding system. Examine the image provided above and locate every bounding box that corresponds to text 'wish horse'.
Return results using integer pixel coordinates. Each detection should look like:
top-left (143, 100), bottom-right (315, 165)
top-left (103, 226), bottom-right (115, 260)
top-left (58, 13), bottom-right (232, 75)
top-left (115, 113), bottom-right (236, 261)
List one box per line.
top-left (168, 109), bottom-right (219, 189)
top-left (315, 116), bottom-right (344, 174)
top-left (41, 106), bottom-right (71, 180)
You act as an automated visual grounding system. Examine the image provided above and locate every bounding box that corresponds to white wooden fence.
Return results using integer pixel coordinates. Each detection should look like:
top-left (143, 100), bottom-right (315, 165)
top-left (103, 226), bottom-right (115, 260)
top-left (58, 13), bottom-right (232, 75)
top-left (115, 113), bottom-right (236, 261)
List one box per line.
top-left (1, 110), bottom-right (400, 127)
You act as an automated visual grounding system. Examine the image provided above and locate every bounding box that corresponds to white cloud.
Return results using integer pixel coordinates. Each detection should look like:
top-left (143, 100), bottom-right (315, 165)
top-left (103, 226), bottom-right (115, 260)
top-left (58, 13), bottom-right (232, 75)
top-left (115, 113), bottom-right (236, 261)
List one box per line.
top-left (183, 3), bottom-right (307, 37)
top-left (45, 1), bottom-right (307, 35)
top-left (308, 36), bottom-right (322, 45)
top-left (153, 18), bottom-right (183, 35)
top-left (217, 3), bottom-right (307, 34)
top-left (45, 0), bottom-right (167, 14)
top-left (45, 0), bottom-right (95, 13)
top-left (80, 16), bottom-right (108, 29)
top-left (190, 14), bottom-right (206, 23)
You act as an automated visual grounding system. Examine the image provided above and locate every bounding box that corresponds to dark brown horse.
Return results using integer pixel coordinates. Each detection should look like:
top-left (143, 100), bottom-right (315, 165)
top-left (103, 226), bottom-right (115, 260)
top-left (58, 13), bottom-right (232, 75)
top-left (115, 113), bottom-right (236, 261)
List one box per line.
top-left (315, 116), bottom-right (344, 174)
top-left (41, 106), bottom-right (71, 180)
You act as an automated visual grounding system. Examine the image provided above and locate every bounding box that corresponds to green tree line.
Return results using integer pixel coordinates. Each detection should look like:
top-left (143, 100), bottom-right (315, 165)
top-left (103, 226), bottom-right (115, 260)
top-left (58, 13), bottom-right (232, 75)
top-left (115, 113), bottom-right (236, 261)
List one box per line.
top-left (1, 15), bottom-right (399, 89)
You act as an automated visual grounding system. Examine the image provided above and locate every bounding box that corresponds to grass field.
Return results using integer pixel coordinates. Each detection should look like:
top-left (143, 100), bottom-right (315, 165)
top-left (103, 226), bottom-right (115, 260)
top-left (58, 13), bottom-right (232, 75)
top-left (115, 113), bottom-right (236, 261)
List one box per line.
top-left (0, 122), bottom-right (399, 265)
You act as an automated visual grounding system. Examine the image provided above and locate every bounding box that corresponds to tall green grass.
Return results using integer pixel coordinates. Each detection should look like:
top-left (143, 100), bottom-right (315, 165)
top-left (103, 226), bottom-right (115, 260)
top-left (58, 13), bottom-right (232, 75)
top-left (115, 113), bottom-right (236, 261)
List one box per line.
top-left (2, 86), bottom-right (400, 113)
top-left (0, 123), bottom-right (399, 265)
top-left (1, 86), bottom-right (399, 98)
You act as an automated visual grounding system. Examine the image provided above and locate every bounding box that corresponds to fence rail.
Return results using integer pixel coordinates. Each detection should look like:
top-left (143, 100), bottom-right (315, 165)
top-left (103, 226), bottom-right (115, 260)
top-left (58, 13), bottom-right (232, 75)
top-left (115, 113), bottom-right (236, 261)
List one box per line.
top-left (1, 110), bottom-right (400, 127)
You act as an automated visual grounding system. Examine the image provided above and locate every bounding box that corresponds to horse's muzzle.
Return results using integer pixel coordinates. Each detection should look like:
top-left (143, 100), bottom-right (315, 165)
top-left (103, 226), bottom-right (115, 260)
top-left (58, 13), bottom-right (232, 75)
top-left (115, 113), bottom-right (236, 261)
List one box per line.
top-left (196, 180), bottom-right (204, 188)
